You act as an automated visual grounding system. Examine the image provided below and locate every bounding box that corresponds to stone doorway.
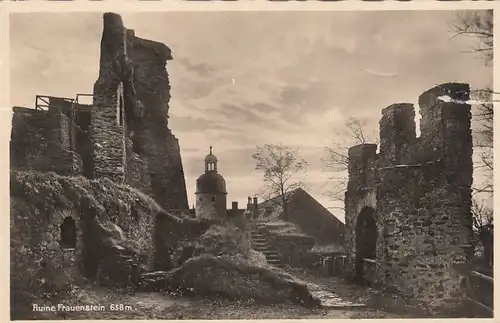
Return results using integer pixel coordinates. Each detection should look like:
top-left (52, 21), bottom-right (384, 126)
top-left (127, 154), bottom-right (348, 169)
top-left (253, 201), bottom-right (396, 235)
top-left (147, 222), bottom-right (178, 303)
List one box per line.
top-left (354, 207), bottom-right (377, 281)
top-left (60, 216), bottom-right (77, 249)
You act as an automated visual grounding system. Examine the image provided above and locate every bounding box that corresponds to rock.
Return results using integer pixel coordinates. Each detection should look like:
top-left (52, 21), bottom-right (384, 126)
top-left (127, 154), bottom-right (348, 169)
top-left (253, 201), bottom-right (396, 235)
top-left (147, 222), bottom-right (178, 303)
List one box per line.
top-left (47, 241), bottom-right (59, 250)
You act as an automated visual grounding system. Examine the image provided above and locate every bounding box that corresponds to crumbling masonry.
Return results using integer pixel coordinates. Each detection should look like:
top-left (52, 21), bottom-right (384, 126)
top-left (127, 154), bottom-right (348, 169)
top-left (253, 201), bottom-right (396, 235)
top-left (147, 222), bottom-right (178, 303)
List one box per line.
top-left (10, 13), bottom-right (189, 211)
top-left (344, 83), bottom-right (474, 312)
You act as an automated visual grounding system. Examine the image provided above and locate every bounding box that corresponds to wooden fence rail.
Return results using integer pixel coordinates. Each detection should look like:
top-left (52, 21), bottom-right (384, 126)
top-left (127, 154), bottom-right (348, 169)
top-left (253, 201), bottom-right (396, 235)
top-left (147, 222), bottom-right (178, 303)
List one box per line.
top-left (466, 270), bottom-right (493, 314)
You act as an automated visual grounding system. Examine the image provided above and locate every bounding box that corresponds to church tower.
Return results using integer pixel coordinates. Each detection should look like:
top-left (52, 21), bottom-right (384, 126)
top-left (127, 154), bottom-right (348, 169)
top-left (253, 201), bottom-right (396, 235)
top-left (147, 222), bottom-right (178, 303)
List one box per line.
top-left (195, 146), bottom-right (227, 220)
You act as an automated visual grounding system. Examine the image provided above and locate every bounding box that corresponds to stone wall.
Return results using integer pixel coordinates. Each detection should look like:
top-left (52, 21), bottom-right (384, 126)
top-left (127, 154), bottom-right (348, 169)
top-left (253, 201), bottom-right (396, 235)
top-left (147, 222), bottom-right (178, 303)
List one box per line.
top-left (344, 83), bottom-right (474, 313)
top-left (90, 13), bottom-right (128, 183)
top-left (10, 12), bottom-right (189, 213)
top-left (153, 212), bottom-right (211, 270)
top-left (10, 169), bottom-right (159, 285)
top-left (125, 27), bottom-right (188, 211)
top-left (11, 107), bottom-right (82, 176)
top-left (195, 192), bottom-right (228, 221)
top-left (91, 13), bottom-right (189, 210)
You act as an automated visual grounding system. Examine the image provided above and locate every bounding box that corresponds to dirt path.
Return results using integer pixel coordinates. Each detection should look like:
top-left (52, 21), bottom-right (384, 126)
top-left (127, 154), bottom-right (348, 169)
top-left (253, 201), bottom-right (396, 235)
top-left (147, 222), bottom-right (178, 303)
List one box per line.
top-left (28, 270), bottom-right (407, 320)
top-left (43, 286), bottom-right (402, 320)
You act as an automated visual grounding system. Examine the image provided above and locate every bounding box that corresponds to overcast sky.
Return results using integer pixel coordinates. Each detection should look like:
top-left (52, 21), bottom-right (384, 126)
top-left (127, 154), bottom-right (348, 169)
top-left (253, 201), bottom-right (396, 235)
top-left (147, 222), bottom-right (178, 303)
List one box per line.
top-left (10, 11), bottom-right (492, 222)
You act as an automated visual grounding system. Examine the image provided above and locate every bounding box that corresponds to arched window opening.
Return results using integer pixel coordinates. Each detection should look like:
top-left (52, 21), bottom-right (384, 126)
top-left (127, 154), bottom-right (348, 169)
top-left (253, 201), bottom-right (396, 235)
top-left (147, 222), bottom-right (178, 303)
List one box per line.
top-left (60, 217), bottom-right (77, 249)
top-left (212, 196), bottom-right (216, 202)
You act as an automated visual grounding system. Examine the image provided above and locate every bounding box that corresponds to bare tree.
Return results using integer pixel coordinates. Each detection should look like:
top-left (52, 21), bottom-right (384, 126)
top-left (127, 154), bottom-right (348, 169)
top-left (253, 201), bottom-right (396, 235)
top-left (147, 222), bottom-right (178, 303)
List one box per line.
top-left (451, 10), bottom-right (494, 268)
top-left (472, 88), bottom-right (494, 198)
top-left (471, 198), bottom-right (493, 269)
top-left (322, 117), bottom-right (378, 211)
top-left (252, 144), bottom-right (308, 222)
top-left (450, 10), bottom-right (493, 65)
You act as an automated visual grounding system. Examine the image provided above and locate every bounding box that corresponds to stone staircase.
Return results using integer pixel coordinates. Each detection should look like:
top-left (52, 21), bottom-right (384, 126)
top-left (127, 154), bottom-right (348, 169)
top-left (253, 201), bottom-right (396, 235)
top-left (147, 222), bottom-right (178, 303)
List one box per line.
top-left (250, 226), bottom-right (281, 266)
top-left (302, 281), bottom-right (366, 308)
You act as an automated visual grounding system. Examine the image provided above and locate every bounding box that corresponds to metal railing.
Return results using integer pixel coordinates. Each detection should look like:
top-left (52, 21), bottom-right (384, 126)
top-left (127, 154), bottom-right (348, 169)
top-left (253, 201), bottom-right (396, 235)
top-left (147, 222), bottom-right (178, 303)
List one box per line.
top-left (35, 95), bottom-right (75, 111)
top-left (34, 94), bottom-right (93, 112)
top-left (75, 93), bottom-right (93, 105)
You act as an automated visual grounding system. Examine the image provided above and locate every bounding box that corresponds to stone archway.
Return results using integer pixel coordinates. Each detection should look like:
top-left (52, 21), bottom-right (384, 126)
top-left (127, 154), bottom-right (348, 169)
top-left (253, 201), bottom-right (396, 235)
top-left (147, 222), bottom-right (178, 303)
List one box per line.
top-left (355, 207), bottom-right (377, 280)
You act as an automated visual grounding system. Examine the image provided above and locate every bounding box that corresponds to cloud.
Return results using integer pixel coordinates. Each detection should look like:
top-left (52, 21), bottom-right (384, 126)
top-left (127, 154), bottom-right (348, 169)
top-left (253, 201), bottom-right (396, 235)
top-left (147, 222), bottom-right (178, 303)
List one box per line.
top-left (218, 103), bottom-right (280, 128)
top-left (169, 115), bottom-right (234, 134)
top-left (365, 69), bottom-right (397, 78)
top-left (176, 58), bottom-right (216, 78)
top-left (10, 10), bottom-right (493, 214)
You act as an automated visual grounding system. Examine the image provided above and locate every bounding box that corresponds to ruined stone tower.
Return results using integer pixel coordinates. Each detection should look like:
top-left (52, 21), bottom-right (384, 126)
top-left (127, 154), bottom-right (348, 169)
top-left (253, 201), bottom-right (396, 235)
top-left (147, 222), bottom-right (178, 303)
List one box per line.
top-left (195, 147), bottom-right (228, 220)
top-left (344, 83), bottom-right (474, 313)
top-left (10, 13), bottom-right (189, 212)
top-left (90, 13), bottom-right (190, 210)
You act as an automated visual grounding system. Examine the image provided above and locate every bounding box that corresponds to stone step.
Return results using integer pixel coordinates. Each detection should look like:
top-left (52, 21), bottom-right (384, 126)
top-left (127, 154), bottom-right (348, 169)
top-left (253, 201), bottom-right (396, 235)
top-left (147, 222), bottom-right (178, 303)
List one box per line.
top-left (264, 254), bottom-right (280, 259)
top-left (293, 280), bottom-right (367, 309)
top-left (265, 257), bottom-right (279, 261)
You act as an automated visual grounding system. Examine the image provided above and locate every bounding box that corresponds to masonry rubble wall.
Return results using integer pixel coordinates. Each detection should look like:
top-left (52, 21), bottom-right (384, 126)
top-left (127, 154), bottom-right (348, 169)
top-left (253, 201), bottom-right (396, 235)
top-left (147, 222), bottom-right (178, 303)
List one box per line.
top-left (10, 12), bottom-right (193, 291)
top-left (124, 27), bottom-right (188, 210)
top-left (89, 13), bottom-right (188, 210)
top-left (344, 83), bottom-right (474, 313)
top-left (11, 107), bottom-right (82, 176)
top-left (11, 169), bottom-right (159, 287)
top-left (11, 12), bottom-right (190, 213)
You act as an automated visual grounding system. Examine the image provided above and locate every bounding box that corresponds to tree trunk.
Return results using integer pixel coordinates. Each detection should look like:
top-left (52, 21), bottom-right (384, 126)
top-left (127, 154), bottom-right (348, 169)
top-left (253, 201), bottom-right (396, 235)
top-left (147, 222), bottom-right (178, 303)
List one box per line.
top-left (283, 200), bottom-right (288, 222)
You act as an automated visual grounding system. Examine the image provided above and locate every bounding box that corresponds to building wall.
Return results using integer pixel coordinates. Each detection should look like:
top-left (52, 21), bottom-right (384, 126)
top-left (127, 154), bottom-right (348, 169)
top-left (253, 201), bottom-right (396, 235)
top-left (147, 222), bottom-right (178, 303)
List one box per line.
top-left (8, 13), bottom-right (192, 280)
top-left (285, 188), bottom-right (346, 246)
top-left (51, 12), bottom-right (189, 211)
top-left (9, 12), bottom-right (190, 212)
top-left (90, 13), bottom-right (128, 183)
top-left (344, 83), bottom-right (474, 313)
top-left (195, 192), bottom-right (227, 220)
top-left (10, 107), bottom-right (82, 176)
top-left (10, 170), bottom-right (157, 286)
top-left (124, 26), bottom-right (189, 211)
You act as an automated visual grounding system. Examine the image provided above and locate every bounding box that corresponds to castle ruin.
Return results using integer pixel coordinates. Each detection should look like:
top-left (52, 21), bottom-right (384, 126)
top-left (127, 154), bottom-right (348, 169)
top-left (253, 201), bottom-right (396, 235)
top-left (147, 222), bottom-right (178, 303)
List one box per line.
top-left (10, 13), bottom-right (189, 211)
top-left (344, 83), bottom-right (474, 312)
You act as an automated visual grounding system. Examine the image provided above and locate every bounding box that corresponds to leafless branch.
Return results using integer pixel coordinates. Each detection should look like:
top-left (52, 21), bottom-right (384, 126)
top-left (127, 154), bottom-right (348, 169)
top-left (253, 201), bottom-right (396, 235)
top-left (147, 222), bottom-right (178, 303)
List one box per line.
top-left (252, 143), bottom-right (308, 221)
top-left (322, 117), bottom-right (378, 210)
top-left (450, 10), bottom-right (493, 65)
